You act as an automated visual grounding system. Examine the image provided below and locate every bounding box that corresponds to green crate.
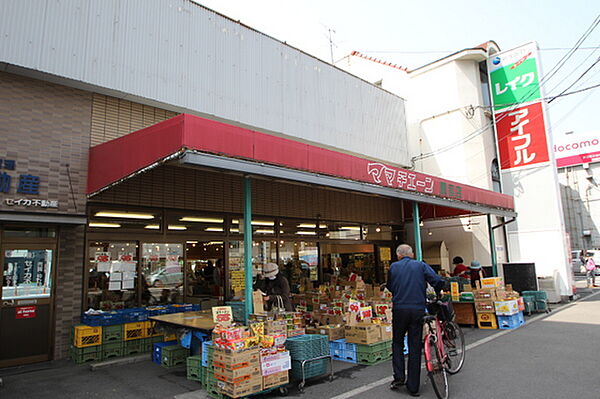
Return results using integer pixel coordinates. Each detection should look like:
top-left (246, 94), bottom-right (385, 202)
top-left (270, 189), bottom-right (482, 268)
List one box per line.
top-left (355, 340), bottom-right (392, 355)
top-left (161, 345), bottom-right (189, 368)
top-left (124, 338), bottom-right (145, 356)
top-left (187, 355), bottom-right (202, 368)
top-left (70, 345), bottom-right (102, 364)
top-left (187, 365), bottom-right (202, 382)
top-left (357, 348), bottom-right (392, 365)
top-left (102, 324), bottom-right (123, 343)
top-left (203, 369), bottom-right (216, 387)
top-left (102, 341), bottom-right (124, 359)
top-left (290, 359), bottom-right (328, 380)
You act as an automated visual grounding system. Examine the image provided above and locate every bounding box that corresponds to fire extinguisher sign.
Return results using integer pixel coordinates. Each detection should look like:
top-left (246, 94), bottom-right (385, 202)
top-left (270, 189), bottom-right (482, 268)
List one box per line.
top-left (16, 306), bottom-right (37, 319)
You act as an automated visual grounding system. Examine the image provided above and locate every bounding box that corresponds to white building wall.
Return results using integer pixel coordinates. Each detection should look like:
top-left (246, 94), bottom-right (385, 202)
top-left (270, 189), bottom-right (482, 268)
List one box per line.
top-left (0, 0), bottom-right (409, 166)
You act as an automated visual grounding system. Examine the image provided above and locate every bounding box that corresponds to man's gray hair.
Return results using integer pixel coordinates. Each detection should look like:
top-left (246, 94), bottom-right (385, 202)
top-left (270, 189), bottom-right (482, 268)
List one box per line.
top-left (396, 244), bottom-right (413, 257)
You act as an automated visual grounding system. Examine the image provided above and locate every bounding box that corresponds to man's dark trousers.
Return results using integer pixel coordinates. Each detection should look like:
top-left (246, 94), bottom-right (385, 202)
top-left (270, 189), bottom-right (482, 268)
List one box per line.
top-left (392, 308), bottom-right (425, 394)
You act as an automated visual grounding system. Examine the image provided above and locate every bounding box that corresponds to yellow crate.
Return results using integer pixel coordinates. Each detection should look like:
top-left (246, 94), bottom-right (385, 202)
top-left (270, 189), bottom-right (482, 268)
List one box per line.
top-left (164, 333), bottom-right (177, 342)
top-left (144, 321), bottom-right (163, 338)
top-left (477, 313), bottom-right (498, 329)
top-left (73, 325), bottom-right (102, 348)
top-left (124, 322), bottom-right (146, 341)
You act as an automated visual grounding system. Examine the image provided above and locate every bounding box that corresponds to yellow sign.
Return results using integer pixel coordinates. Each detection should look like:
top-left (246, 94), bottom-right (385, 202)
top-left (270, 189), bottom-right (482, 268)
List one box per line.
top-left (380, 247), bottom-right (391, 261)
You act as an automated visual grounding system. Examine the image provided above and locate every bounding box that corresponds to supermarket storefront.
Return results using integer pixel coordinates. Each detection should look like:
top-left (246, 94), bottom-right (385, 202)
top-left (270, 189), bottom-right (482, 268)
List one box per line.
top-left (85, 114), bottom-right (516, 314)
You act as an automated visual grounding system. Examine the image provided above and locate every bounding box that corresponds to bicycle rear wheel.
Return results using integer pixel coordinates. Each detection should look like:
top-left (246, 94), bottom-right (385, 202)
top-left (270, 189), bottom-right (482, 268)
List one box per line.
top-left (424, 335), bottom-right (448, 399)
top-left (443, 320), bottom-right (465, 374)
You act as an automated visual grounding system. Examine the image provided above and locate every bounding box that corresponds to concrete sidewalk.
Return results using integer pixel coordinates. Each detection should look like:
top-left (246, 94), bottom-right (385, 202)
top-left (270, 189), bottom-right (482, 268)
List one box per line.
top-left (0, 280), bottom-right (596, 399)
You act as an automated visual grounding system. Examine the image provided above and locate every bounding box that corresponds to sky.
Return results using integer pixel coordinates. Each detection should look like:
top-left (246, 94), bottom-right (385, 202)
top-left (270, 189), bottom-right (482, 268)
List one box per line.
top-left (197, 0), bottom-right (599, 140)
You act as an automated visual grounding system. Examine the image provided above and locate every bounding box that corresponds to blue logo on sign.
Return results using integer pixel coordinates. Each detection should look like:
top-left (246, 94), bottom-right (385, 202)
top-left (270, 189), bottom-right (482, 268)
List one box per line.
top-left (492, 56), bottom-right (501, 65)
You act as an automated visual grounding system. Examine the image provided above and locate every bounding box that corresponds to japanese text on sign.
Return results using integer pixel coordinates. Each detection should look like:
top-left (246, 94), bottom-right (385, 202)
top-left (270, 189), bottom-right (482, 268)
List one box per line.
top-left (4, 199), bottom-right (58, 208)
top-left (367, 163), bottom-right (434, 193)
top-left (0, 159), bottom-right (42, 195)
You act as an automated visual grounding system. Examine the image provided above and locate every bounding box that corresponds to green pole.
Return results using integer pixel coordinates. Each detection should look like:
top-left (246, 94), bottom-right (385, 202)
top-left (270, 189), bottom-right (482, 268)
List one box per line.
top-left (244, 176), bottom-right (253, 321)
top-left (487, 214), bottom-right (498, 277)
top-left (413, 202), bottom-right (423, 261)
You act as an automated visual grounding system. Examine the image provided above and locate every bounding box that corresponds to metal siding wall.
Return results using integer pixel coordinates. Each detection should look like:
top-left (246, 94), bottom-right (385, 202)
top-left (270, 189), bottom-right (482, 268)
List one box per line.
top-left (0, 0), bottom-right (409, 166)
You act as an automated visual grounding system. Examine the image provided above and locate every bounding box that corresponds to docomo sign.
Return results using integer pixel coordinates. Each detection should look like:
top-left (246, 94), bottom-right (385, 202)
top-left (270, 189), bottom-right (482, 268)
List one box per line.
top-left (494, 102), bottom-right (550, 170)
top-left (554, 132), bottom-right (600, 168)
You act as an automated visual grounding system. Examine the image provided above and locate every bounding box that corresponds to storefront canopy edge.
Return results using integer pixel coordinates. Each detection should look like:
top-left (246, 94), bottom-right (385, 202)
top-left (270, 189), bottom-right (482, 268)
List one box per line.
top-left (87, 114), bottom-right (516, 218)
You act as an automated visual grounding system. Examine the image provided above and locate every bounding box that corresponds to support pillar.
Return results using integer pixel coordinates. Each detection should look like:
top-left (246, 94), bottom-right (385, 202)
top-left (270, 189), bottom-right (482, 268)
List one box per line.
top-left (244, 176), bottom-right (253, 320)
top-left (487, 214), bottom-right (498, 277)
top-left (413, 202), bottom-right (423, 261)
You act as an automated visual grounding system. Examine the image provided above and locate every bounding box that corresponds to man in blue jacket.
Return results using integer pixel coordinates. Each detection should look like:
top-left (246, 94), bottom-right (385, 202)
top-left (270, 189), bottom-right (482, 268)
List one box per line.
top-left (388, 244), bottom-right (446, 397)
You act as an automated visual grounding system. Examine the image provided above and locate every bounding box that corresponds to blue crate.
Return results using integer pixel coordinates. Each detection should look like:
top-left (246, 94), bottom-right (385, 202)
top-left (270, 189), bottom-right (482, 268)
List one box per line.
top-left (201, 341), bottom-right (213, 367)
top-left (330, 339), bottom-right (345, 352)
top-left (498, 312), bottom-right (525, 330)
top-left (153, 341), bottom-right (177, 365)
top-left (81, 312), bottom-right (122, 326)
top-left (121, 307), bottom-right (148, 322)
top-left (146, 306), bottom-right (169, 316)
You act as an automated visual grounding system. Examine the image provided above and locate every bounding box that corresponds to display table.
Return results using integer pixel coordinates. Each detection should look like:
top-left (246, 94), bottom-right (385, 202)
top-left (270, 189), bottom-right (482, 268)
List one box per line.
top-left (453, 302), bottom-right (476, 327)
top-left (150, 310), bottom-right (215, 330)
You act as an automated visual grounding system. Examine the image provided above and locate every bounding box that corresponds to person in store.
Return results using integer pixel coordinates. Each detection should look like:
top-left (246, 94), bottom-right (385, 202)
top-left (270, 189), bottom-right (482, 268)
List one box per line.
top-left (258, 262), bottom-right (293, 311)
top-left (450, 256), bottom-right (469, 278)
top-left (203, 260), bottom-right (214, 280)
top-left (469, 260), bottom-right (485, 288)
top-left (387, 244), bottom-right (446, 397)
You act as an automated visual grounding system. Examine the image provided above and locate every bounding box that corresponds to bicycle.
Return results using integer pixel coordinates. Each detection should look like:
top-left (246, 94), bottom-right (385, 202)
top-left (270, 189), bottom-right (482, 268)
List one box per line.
top-left (423, 297), bottom-right (466, 399)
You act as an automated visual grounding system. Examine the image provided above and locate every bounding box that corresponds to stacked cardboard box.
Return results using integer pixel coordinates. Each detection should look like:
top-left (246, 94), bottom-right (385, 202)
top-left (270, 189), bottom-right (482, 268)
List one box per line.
top-left (214, 348), bottom-right (262, 398)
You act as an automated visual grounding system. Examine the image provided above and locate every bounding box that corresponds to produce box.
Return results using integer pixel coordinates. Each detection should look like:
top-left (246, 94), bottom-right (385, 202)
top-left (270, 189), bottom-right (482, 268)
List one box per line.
top-left (214, 365), bottom-right (261, 383)
top-left (379, 323), bottom-right (393, 341)
top-left (265, 320), bottom-right (287, 336)
top-left (494, 299), bottom-right (519, 316)
top-left (473, 289), bottom-right (496, 300)
top-left (260, 351), bottom-right (291, 376)
top-left (474, 300), bottom-right (495, 313)
top-left (305, 326), bottom-right (344, 341)
top-left (213, 348), bottom-right (260, 366)
top-left (344, 323), bottom-right (381, 345)
top-left (263, 371), bottom-right (289, 390)
top-left (217, 375), bottom-right (262, 398)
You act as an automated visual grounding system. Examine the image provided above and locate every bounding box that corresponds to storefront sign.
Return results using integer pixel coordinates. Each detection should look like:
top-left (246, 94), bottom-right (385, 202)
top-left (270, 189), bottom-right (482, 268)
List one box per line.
top-left (554, 131), bottom-right (600, 168)
top-left (494, 102), bottom-right (550, 170)
top-left (488, 42), bottom-right (550, 171)
top-left (15, 306), bottom-right (37, 319)
top-left (4, 198), bottom-right (58, 208)
top-left (212, 306), bottom-right (233, 325)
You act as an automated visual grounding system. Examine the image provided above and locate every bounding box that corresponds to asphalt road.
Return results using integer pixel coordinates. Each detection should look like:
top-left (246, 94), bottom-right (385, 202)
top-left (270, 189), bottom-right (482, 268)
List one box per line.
top-left (1, 280), bottom-right (598, 399)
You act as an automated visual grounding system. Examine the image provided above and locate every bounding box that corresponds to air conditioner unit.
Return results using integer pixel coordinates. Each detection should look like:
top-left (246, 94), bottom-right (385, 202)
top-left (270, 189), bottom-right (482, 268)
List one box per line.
top-left (537, 275), bottom-right (561, 303)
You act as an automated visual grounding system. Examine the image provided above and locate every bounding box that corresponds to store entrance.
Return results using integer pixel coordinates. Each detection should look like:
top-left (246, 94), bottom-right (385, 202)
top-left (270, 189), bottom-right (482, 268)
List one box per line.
top-left (0, 238), bottom-right (56, 367)
top-left (320, 243), bottom-right (378, 284)
top-left (185, 241), bottom-right (224, 305)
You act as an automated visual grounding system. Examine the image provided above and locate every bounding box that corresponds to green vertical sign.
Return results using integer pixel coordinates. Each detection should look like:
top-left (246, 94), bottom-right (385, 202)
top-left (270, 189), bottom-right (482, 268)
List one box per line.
top-left (490, 58), bottom-right (540, 111)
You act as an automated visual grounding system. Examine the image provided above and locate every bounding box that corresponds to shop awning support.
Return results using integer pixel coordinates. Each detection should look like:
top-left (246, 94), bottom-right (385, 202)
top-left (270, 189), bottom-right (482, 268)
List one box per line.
top-left (413, 202), bottom-right (423, 261)
top-left (244, 176), bottom-right (253, 321)
top-left (487, 214), bottom-right (498, 277)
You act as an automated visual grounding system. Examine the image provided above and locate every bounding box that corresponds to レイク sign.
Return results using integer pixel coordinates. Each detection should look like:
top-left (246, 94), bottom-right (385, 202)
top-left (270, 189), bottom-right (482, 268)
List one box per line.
top-left (488, 42), bottom-right (550, 171)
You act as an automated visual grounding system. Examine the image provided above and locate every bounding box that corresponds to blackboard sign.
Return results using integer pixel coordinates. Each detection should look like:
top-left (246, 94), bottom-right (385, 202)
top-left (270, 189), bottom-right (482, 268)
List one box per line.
top-left (502, 263), bottom-right (538, 293)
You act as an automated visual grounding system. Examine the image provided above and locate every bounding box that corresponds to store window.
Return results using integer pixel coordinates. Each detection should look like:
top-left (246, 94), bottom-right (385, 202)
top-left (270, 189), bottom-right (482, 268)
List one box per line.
top-left (227, 240), bottom-right (277, 299)
top-left (167, 212), bottom-right (225, 235)
top-left (229, 218), bottom-right (276, 236)
top-left (185, 241), bottom-right (224, 298)
top-left (87, 242), bottom-right (138, 310)
top-left (278, 241), bottom-right (318, 293)
top-left (363, 225), bottom-right (392, 241)
top-left (323, 223), bottom-right (362, 240)
top-left (87, 208), bottom-right (162, 232)
top-left (279, 219), bottom-right (325, 239)
top-left (2, 249), bottom-right (53, 300)
top-left (141, 243), bottom-right (184, 305)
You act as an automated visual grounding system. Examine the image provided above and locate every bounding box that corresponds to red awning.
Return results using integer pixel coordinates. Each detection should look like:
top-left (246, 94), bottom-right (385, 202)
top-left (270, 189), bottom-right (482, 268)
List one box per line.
top-left (88, 114), bottom-right (515, 216)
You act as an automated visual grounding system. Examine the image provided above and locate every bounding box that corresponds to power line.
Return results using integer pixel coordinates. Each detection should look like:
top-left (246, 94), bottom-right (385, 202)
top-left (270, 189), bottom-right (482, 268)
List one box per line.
top-left (356, 47), bottom-right (600, 55)
top-left (549, 57), bottom-right (600, 102)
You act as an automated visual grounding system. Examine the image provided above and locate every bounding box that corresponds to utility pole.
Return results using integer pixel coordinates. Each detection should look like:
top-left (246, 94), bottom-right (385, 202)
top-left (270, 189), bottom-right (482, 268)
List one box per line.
top-left (328, 28), bottom-right (336, 64)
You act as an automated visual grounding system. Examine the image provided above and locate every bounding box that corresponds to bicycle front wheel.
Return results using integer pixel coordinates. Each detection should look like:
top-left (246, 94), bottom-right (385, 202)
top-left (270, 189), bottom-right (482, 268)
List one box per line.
top-left (425, 335), bottom-right (448, 399)
top-left (443, 321), bottom-right (465, 374)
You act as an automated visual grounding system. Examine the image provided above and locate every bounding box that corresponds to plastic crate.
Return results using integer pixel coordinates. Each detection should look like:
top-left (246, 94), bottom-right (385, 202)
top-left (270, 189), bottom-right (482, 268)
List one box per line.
top-left (357, 348), bottom-right (392, 365)
top-left (102, 324), bottom-right (123, 343)
top-left (102, 341), bottom-right (124, 359)
top-left (187, 363), bottom-right (202, 382)
top-left (73, 325), bottom-right (102, 348)
top-left (124, 338), bottom-right (145, 356)
top-left (153, 341), bottom-right (178, 364)
top-left (161, 345), bottom-right (189, 368)
top-left (124, 322), bottom-right (146, 341)
top-left (146, 306), bottom-right (169, 316)
top-left (70, 345), bottom-right (102, 364)
top-left (286, 334), bottom-right (329, 361)
top-left (290, 358), bottom-right (328, 380)
top-left (121, 308), bottom-right (148, 322)
top-left (145, 335), bottom-right (165, 352)
top-left (81, 312), bottom-right (122, 327)
top-left (498, 312), bottom-right (525, 330)
top-left (201, 341), bottom-right (214, 367)
top-left (333, 349), bottom-right (357, 364)
top-left (355, 340), bottom-right (392, 355)
top-left (477, 313), bottom-right (498, 329)
top-left (144, 320), bottom-right (163, 338)
top-left (202, 367), bottom-right (215, 387)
